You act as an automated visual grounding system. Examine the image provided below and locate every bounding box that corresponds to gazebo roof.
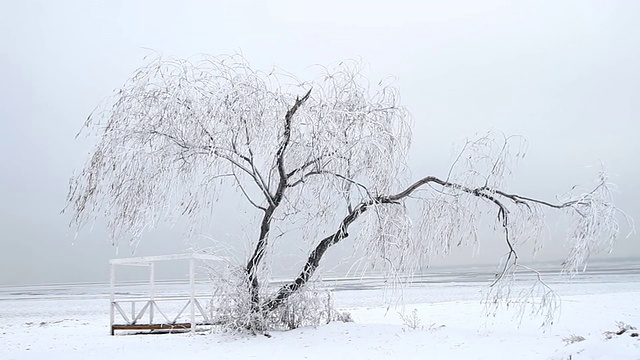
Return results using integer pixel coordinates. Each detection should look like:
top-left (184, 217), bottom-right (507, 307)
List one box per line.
top-left (109, 252), bottom-right (225, 266)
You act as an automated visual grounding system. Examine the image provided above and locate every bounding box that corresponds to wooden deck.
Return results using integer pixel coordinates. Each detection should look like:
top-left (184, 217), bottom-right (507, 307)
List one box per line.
top-left (111, 322), bottom-right (193, 335)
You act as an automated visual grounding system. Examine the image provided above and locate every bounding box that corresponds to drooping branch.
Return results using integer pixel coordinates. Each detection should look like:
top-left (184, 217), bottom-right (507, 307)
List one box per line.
top-left (285, 151), bottom-right (338, 179)
top-left (235, 114), bottom-right (275, 206)
top-left (231, 172), bottom-right (266, 211)
top-left (493, 188), bottom-right (592, 210)
top-left (286, 156), bottom-right (325, 179)
top-left (147, 128), bottom-right (274, 206)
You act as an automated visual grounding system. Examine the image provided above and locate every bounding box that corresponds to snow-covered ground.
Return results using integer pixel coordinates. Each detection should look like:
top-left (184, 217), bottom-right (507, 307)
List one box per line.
top-left (1, 274), bottom-right (639, 359)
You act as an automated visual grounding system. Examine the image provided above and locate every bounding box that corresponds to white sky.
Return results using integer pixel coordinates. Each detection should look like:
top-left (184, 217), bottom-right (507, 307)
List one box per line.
top-left (0, 0), bottom-right (638, 285)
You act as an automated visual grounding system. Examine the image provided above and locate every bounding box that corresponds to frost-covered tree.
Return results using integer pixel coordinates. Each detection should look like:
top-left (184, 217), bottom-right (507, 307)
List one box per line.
top-left (66, 55), bottom-right (629, 330)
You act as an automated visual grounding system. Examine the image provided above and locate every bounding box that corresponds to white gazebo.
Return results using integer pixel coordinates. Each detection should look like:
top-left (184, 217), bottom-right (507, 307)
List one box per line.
top-left (109, 252), bottom-right (225, 335)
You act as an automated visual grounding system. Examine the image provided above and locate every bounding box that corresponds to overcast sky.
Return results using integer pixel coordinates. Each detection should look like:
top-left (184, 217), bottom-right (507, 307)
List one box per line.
top-left (1, 0), bottom-right (638, 286)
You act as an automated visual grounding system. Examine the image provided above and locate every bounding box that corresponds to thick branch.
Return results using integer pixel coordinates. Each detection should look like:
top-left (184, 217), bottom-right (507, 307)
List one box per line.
top-left (244, 89), bottom-right (312, 307)
top-left (264, 174), bottom-right (573, 311)
top-left (275, 88), bottom-right (312, 198)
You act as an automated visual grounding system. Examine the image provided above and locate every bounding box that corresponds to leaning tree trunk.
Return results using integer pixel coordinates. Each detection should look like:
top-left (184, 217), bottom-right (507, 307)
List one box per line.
top-left (262, 174), bottom-right (584, 312)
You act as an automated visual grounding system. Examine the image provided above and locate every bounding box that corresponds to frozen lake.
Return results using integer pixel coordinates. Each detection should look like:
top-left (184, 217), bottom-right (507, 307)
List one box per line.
top-left (2, 258), bottom-right (638, 301)
top-left (1, 259), bottom-right (638, 359)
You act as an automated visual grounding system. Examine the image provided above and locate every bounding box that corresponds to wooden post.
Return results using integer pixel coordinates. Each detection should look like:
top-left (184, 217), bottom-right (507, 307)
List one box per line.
top-left (189, 257), bottom-right (195, 334)
top-left (110, 263), bottom-right (115, 335)
top-left (131, 301), bottom-right (136, 324)
top-left (326, 290), bottom-right (332, 324)
top-left (149, 262), bottom-right (155, 324)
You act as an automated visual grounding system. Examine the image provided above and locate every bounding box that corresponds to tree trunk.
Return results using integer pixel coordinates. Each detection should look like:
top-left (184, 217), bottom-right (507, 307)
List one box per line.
top-left (246, 207), bottom-right (275, 309)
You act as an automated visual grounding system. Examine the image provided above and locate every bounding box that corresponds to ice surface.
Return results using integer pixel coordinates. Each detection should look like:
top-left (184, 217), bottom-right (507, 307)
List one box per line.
top-left (1, 270), bottom-right (638, 359)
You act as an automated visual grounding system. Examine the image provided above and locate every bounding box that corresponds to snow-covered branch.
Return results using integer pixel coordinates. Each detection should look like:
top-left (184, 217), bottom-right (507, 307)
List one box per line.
top-left (266, 162), bottom-right (628, 312)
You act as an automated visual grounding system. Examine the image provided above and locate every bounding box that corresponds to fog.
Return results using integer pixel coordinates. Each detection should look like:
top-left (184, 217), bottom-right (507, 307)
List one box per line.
top-left (1, 0), bottom-right (638, 285)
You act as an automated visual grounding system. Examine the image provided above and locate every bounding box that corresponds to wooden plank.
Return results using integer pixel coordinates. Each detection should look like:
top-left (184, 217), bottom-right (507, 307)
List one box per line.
top-left (111, 322), bottom-right (192, 335)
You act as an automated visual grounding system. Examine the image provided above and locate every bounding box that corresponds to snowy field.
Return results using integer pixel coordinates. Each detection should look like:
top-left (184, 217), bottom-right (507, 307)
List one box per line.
top-left (1, 264), bottom-right (639, 360)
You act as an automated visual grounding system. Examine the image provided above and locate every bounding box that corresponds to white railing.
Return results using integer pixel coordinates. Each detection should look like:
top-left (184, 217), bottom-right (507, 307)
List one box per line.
top-left (109, 253), bottom-right (224, 335)
top-left (110, 296), bottom-right (213, 334)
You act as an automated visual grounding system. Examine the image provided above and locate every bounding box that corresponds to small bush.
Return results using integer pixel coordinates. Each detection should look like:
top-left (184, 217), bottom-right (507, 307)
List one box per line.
top-left (399, 308), bottom-right (422, 331)
top-left (562, 334), bottom-right (586, 345)
top-left (210, 267), bottom-right (348, 333)
top-left (603, 321), bottom-right (637, 339)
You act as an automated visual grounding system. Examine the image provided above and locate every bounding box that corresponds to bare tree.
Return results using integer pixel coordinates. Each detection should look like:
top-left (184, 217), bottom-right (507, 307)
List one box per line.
top-left (66, 55), bottom-right (630, 329)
